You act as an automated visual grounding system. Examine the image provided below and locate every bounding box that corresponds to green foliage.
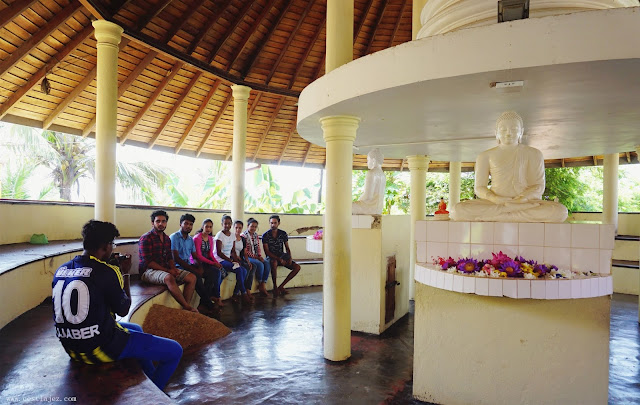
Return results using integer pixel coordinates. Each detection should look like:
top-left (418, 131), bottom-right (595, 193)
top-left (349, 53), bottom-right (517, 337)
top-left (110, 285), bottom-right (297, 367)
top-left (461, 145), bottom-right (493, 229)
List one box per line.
top-left (245, 165), bottom-right (320, 214)
top-left (543, 167), bottom-right (602, 213)
top-left (197, 161), bottom-right (230, 209)
top-left (352, 170), bottom-right (410, 214)
top-left (1, 160), bottom-right (36, 199)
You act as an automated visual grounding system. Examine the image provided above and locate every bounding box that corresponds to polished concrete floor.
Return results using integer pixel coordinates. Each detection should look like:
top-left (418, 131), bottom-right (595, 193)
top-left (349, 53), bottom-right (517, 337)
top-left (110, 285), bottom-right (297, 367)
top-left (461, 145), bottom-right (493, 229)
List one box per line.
top-left (166, 288), bottom-right (640, 405)
top-left (0, 289), bottom-right (638, 404)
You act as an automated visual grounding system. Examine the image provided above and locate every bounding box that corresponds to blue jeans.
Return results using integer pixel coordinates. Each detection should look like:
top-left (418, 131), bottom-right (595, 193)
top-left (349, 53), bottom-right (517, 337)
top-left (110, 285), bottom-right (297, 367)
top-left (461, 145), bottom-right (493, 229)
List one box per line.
top-left (117, 322), bottom-right (182, 390)
top-left (220, 260), bottom-right (247, 294)
top-left (202, 263), bottom-right (225, 299)
top-left (248, 257), bottom-right (271, 283)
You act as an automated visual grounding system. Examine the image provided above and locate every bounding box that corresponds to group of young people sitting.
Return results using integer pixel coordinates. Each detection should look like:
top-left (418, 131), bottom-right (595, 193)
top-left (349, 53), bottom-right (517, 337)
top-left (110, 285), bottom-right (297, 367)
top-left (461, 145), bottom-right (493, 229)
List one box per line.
top-left (138, 210), bottom-right (302, 314)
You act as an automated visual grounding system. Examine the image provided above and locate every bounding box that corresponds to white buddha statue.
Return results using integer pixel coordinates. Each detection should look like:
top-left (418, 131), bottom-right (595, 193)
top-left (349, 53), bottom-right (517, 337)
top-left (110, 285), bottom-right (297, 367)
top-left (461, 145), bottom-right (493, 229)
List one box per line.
top-left (352, 149), bottom-right (386, 215)
top-left (450, 111), bottom-right (568, 223)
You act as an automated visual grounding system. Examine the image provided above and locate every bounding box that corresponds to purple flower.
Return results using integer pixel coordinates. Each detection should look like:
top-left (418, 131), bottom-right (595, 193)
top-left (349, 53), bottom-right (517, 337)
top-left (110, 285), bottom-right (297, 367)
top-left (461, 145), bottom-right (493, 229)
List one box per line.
top-left (457, 258), bottom-right (479, 273)
top-left (500, 260), bottom-right (520, 277)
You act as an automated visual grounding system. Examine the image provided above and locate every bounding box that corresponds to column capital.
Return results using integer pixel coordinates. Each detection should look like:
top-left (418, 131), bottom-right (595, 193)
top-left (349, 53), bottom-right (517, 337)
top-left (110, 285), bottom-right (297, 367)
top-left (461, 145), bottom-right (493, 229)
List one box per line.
top-left (231, 84), bottom-right (251, 101)
top-left (92, 20), bottom-right (123, 45)
top-left (320, 115), bottom-right (360, 143)
top-left (407, 155), bottom-right (430, 171)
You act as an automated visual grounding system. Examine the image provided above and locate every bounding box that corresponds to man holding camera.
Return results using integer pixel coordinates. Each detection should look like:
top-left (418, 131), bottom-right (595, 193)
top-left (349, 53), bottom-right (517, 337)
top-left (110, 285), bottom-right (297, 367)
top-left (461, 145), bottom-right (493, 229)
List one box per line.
top-left (52, 220), bottom-right (182, 390)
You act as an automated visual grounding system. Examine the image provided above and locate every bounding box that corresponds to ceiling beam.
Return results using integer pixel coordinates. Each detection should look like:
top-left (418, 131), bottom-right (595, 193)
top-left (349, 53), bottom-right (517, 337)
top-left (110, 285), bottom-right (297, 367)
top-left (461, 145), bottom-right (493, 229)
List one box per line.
top-left (42, 38), bottom-right (130, 129)
top-left (239, 0), bottom-right (293, 79)
top-left (162, 0), bottom-right (208, 43)
top-left (0, 0), bottom-right (38, 29)
top-left (301, 142), bottom-right (313, 167)
top-left (206, 0), bottom-right (255, 65)
top-left (389, 0), bottom-right (408, 47)
top-left (399, 157), bottom-right (406, 171)
top-left (252, 97), bottom-right (285, 161)
top-left (175, 80), bottom-right (220, 153)
top-left (120, 61), bottom-right (183, 144)
top-left (197, 91), bottom-right (233, 157)
top-left (363, 0), bottom-right (390, 56)
top-left (185, 0), bottom-right (234, 56)
top-left (135, 0), bottom-right (173, 31)
top-left (121, 28), bottom-right (301, 98)
top-left (43, 66), bottom-right (96, 130)
top-left (625, 152), bottom-right (631, 163)
top-left (288, 18), bottom-right (325, 89)
top-left (561, 158), bottom-right (565, 168)
top-left (225, 0), bottom-right (277, 70)
top-left (147, 71), bottom-right (202, 148)
top-left (0, 24), bottom-right (93, 120)
top-left (0, 0), bottom-right (81, 78)
top-left (593, 155), bottom-right (598, 165)
top-left (82, 50), bottom-right (158, 136)
top-left (265, 0), bottom-right (315, 85)
top-left (277, 121), bottom-right (297, 164)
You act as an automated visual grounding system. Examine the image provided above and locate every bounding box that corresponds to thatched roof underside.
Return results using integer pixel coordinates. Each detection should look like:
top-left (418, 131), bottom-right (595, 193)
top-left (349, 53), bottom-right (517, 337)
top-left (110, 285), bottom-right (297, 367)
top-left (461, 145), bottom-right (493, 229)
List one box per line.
top-left (0, 0), bottom-right (637, 171)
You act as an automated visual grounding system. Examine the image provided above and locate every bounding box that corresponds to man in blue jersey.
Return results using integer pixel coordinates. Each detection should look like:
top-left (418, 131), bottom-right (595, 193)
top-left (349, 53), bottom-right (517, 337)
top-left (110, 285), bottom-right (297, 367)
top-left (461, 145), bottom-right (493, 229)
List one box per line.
top-left (52, 220), bottom-right (183, 390)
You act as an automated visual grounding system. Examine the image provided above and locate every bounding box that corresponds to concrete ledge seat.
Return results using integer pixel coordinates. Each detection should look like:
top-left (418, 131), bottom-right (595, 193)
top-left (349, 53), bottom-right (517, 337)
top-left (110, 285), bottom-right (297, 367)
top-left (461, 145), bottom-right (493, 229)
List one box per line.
top-left (0, 299), bottom-right (173, 405)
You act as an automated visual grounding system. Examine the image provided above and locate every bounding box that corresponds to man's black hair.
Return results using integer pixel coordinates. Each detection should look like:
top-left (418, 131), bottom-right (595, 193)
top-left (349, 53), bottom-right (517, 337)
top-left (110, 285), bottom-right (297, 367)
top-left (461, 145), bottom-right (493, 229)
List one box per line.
top-left (151, 210), bottom-right (169, 222)
top-left (180, 213), bottom-right (196, 224)
top-left (82, 220), bottom-right (120, 251)
top-left (269, 214), bottom-right (280, 222)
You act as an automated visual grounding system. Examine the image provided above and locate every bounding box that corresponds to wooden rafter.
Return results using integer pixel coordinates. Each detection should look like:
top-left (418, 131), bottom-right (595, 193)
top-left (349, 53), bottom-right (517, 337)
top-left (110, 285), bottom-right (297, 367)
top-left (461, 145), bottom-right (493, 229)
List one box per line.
top-left (0, 24), bottom-right (93, 120)
top-left (625, 152), bottom-right (631, 163)
top-left (288, 17), bottom-right (325, 88)
top-left (206, 0), bottom-right (255, 65)
top-left (0, 0), bottom-right (81, 78)
top-left (399, 157), bottom-right (406, 171)
top-left (82, 50), bottom-right (158, 137)
top-left (389, 0), bottom-right (408, 47)
top-left (240, 0), bottom-right (294, 78)
top-left (197, 91), bottom-right (233, 157)
top-left (363, 0), bottom-right (389, 56)
top-left (120, 61), bottom-right (183, 144)
top-left (186, 0), bottom-right (234, 56)
top-left (561, 158), bottom-right (565, 168)
top-left (135, 0), bottom-right (173, 31)
top-left (277, 122), bottom-right (297, 164)
top-left (252, 97), bottom-right (285, 161)
top-left (175, 80), bottom-right (220, 153)
top-left (147, 71), bottom-right (202, 148)
top-left (265, 0), bottom-right (315, 85)
top-left (0, 0), bottom-right (38, 28)
top-left (45, 38), bottom-right (129, 130)
top-left (43, 67), bottom-right (96, 129)
top-left (593, 155), bottom-right (598, 165)
top-left (225, 0), bottom-right (277, 70)
top-left (224, 92), bottom-right (262, 160)
top-left (162, 0), bottom-right (208, 43)
top-left (301, 142), bottom-right (313, 167)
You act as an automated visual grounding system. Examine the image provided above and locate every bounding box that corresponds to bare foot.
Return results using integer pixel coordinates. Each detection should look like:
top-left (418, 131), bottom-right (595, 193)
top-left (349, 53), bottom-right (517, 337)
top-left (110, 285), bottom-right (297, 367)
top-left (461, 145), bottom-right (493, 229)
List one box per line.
top-left (278, 286), bottom-right (288, 296)
top-left (241, 293), bottom-right (252, 304)
top-left (258, 282), bottom-right (268, 296)
top-left (185, 306), bottom-right (199, 313)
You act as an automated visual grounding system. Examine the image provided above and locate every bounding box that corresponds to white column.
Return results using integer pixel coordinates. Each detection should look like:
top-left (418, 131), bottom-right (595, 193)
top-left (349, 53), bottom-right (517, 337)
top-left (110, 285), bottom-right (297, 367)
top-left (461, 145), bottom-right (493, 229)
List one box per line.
top-left (449, 161), bottom-right (461, 207)
top-left (93, 20), bottom-right (123, 223)
top-left (326, 0), bottom-right (353, 73)
top-left (412, 0), bottom-right (429, 40)
top-left (321, 115), bottom-right (360, 362)
top-left (231, 85), bottom-right (251, 222)
top-left (408, 155), bottom-right (430, 300)
top-left (603, 153), bottom-right (619, 231)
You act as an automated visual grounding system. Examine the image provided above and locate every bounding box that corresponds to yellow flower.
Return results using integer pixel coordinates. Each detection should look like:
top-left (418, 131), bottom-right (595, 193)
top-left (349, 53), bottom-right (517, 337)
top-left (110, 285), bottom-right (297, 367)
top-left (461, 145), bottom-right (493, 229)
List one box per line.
top-left (499, 272), bottom-right (508, 278)
top-left (521, 263), bottom-right (533, 273)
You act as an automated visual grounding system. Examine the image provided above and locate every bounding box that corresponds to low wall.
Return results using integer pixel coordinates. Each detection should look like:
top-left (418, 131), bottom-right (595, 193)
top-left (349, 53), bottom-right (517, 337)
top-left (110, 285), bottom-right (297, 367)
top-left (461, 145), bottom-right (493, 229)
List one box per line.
top-left (0, 200), bottom-right (323, 244)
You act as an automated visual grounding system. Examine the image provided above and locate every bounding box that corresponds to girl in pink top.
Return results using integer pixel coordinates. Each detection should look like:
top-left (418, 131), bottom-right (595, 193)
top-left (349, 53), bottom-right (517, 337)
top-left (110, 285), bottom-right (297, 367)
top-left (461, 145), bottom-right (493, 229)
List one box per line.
top-left (192, 218), bottom-right (224, 307)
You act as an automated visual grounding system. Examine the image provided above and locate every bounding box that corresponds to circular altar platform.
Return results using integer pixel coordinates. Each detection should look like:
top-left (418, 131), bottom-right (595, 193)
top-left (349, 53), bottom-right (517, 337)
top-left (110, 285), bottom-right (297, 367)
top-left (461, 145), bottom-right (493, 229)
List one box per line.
top-left (297, 7), bottom-right (640, 161)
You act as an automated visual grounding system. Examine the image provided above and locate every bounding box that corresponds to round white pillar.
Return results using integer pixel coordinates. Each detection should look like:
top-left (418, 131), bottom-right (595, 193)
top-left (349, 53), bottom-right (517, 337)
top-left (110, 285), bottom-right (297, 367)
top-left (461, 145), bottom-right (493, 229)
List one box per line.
top-left (603, 153), bottom-right (619, 231)
top-left (326, 0), bottom-right (353, 73)
top-left (408, 155), bottom-right (430, 300)
top-left (321, 115), bottom-right (360, 362)
top-left (93, 20), bottom-right (123, 223)
top-left (449, 161), bottom-right (462, 207)
top-left (412, 0), bottom-right (429, 39)
top-left (231, 85), bottom-right (251, 222)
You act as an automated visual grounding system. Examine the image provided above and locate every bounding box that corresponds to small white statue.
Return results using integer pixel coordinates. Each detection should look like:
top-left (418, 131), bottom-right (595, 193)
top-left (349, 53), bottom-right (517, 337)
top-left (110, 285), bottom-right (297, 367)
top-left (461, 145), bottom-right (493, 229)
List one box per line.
top-left (450, 111), bottom-right (568, 223)
top-left (352, 149), bottom-right (386, 215)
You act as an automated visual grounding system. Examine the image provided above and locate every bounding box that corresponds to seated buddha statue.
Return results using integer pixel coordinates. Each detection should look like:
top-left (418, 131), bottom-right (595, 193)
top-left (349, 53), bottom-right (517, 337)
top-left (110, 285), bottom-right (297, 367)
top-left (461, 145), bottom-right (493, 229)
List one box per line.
top-left (352, 149), bottom-right (386, 215)
top-left (450, 111), bottom-right (568, 223)
top-left (435, 198), bottom-right (449, 214)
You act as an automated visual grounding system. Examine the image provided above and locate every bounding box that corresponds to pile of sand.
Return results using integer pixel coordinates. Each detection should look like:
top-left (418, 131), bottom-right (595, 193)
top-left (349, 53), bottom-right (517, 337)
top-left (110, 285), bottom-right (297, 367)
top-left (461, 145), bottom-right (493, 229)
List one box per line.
top-left (142, 304), bottom-right (231, 351)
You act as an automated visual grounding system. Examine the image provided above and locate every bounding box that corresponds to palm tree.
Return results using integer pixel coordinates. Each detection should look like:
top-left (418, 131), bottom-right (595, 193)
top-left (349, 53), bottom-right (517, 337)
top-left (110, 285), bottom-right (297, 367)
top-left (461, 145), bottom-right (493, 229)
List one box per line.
top-left (6, 125), bottom-right (172, 203)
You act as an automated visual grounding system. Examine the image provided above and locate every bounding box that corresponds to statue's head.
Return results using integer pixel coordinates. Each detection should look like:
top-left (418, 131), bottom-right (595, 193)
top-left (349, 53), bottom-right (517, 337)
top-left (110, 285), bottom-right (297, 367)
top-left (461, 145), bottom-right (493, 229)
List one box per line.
top-left (367, 148), bottom-right (383, 169)
top-left (495, 111), bottom-right (524, 145)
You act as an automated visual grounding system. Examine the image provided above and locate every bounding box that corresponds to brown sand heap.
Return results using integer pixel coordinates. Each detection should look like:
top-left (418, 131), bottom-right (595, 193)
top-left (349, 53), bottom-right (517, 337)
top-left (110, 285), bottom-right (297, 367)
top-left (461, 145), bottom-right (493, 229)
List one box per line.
top-left (142, 304), bottom-right (231, 351)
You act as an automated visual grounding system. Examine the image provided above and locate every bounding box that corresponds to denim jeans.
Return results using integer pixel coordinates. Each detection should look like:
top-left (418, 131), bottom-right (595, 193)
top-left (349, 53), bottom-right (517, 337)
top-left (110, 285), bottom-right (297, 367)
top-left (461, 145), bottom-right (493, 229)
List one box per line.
top-left (220, 260), bottom-right (247, 294)
top-left (117, 322), bottom-right (182, 390)
top-left (248, 257), bottom-right (271, 283)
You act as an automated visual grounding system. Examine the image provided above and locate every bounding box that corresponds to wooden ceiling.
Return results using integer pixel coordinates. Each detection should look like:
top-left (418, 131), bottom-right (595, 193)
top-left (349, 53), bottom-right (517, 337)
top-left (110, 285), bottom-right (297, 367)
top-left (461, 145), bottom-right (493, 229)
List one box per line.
top-left (0, 0), bottom-right (636, 171)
